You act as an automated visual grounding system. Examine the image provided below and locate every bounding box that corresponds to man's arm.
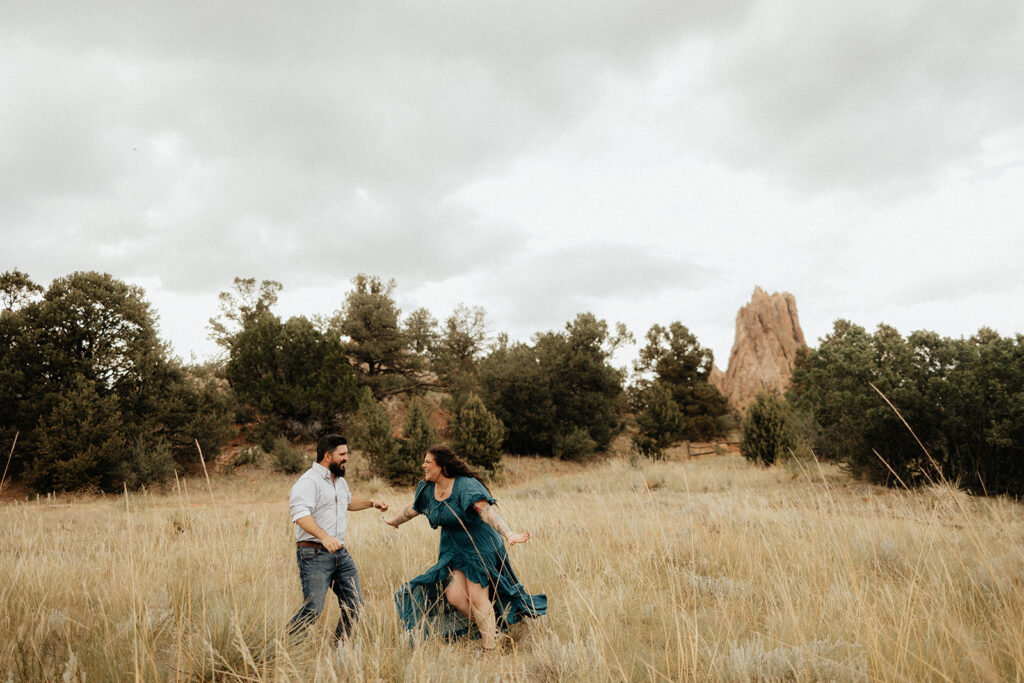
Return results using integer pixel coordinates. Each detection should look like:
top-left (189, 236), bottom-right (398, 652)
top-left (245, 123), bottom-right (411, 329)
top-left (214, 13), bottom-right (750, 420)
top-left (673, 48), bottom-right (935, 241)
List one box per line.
top-left (290, 478), bottom-right (345, 551)
top-left (349, 496), bottom-right (388, 512)
top-left (294, 515), bottom-right (343, 553)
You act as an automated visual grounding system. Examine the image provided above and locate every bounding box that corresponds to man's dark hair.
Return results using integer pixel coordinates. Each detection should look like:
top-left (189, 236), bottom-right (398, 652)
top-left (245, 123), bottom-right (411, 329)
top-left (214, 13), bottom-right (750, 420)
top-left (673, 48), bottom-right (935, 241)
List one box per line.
top-left (317, 434), bottom-right (347, 459)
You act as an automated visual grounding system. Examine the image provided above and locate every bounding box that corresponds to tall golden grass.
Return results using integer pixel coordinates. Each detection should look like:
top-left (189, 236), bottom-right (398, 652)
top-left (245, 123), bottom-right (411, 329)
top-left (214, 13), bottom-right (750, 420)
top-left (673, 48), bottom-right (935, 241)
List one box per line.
top-left (2, 448), bottom-right (1023, 681)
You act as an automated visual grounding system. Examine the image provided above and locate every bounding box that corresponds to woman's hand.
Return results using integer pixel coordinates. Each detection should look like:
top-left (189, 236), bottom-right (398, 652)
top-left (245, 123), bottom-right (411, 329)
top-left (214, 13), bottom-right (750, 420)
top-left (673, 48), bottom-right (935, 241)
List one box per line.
top-left (475, 501), bottom-right (529, 544)
top-left (383, 504), bottom-right (419, 529)
top-left (507, 531), bottom-right (530, 546)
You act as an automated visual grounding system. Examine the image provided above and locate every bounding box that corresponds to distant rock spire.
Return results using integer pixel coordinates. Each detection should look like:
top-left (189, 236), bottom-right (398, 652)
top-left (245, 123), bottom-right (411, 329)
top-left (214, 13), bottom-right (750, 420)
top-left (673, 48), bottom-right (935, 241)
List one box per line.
top-left (711, 287), bottom-right (807, 412)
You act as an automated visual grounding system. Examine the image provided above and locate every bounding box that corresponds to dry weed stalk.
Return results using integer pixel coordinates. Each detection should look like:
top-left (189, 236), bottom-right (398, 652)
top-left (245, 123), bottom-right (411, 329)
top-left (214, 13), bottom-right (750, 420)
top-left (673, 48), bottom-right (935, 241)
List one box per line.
top-left (0, 430), bottom-right (17, 495)
top-left (1, 453), bottom-right (1023, 681)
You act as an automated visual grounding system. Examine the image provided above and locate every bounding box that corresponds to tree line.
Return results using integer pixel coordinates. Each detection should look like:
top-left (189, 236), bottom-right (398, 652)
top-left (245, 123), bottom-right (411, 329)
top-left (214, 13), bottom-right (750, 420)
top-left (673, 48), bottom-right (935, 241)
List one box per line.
top-left (9, 270), bottom-right (1018, 498)
top-left (0, 270), bottom-right (233, 493)
top-left (740, 320), bottom-right (1024, 497)
top-left (1, 270), bottom-right (731, 493)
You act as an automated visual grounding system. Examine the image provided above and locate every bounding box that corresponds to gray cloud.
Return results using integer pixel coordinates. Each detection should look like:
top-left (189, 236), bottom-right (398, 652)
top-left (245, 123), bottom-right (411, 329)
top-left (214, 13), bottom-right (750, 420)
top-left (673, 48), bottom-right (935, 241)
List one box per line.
top-left (461, 241), bottom-right (717, 334)
top-left (3, 1), bottom-right (1022, 364)
top-left (700, 0), bottom-right (1024, 193)
top-left (893, 264), bottom-right (1023, 307)
top-left (2, 1), bottom-right (755, 295)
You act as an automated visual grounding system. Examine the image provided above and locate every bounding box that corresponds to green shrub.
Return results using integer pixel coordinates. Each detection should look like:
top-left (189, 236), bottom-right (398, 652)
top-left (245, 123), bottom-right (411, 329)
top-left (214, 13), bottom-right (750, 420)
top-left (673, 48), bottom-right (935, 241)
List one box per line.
top-left (790, 322), bottom-right (1024, 495)
top-left (353, 393), bottom-right (440, 485)
top-left (270, 437), bottom-right (306, 474)
top-left (452, 393), bottom-right (506, 475)
top-left (632, 383), bottom-right (684, 459)
top-left (740, 392), bottom-right (795, 466)
top-left (232, 445), bottom-right (267, 470)
top-left (253, 419), bottom-right (281, 454)
top-left (554, 427), bottom-right (598, 462)
top-left (123, 437), bottom-right (177, 489)
top-left (28, 376), bottom-right (129, 493)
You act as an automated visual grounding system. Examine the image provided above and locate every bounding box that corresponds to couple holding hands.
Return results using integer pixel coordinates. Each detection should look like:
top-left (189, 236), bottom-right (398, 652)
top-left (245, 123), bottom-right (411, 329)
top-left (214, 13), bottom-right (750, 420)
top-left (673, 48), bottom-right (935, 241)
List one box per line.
top-left (287, 435), bottom-right (547, 652)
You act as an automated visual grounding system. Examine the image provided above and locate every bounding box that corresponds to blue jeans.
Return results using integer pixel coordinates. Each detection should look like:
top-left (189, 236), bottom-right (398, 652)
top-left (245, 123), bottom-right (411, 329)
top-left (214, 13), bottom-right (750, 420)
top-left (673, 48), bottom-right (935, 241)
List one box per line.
top-left (288, 546), bottom-right (363, 640)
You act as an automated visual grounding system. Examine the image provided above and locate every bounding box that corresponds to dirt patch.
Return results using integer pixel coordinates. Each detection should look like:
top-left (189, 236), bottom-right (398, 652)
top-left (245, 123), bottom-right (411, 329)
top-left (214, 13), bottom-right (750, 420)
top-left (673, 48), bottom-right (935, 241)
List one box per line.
top-left (0, 478), bottom-right (30, 502)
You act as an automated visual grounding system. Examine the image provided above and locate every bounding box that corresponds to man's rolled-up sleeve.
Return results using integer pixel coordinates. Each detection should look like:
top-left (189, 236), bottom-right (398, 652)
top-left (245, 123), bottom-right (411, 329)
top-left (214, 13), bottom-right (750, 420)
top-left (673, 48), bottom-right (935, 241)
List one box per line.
top-left (290, 478), bottom-right (316, 523)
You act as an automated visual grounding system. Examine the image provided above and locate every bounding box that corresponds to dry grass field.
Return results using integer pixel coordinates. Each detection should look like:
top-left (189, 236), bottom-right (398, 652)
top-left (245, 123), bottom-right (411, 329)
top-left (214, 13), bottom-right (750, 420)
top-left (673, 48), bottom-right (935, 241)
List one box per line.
top-left (2, 446), bottom-right (1024, 681)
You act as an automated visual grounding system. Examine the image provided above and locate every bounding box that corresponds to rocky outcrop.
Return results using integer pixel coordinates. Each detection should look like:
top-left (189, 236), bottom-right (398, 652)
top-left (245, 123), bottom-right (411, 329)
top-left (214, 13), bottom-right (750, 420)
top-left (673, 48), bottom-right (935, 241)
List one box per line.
top-left (713, 287), bottom-right (807, 412)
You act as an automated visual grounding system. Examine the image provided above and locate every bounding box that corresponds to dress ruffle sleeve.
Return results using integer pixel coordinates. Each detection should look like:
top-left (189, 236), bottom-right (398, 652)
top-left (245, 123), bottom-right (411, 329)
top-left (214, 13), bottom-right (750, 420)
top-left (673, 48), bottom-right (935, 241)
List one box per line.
top-left (458, 477), bottom-right (496, 514)
top-left (412, 480), bottom-right (432, 519)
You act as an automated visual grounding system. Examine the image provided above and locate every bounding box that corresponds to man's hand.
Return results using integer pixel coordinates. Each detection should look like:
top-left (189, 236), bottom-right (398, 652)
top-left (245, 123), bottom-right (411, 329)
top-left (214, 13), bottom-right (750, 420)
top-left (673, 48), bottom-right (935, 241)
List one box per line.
top-left (321, 535), bottom-right (343, 553)
top-left (372, 500), bottom-right (388, 512)
top-left (294, 515), bottom-right (342, 552)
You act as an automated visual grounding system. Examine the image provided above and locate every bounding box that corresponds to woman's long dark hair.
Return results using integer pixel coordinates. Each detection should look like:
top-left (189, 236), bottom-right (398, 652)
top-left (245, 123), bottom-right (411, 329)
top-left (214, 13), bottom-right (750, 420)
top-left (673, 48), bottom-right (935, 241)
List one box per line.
top-left (427, 444), bottom-right (491, 495)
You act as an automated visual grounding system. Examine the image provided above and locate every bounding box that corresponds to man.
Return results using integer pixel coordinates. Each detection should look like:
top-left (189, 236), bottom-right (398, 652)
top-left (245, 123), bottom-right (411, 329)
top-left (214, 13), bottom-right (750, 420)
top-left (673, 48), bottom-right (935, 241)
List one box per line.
top-left (288, 434), bottom-right (387, 641)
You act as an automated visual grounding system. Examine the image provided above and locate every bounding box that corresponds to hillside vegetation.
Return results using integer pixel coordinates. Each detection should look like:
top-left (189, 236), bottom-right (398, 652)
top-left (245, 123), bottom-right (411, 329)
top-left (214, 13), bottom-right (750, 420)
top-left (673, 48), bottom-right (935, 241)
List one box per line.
top-left (3, 449), bottom-right (1023, 681)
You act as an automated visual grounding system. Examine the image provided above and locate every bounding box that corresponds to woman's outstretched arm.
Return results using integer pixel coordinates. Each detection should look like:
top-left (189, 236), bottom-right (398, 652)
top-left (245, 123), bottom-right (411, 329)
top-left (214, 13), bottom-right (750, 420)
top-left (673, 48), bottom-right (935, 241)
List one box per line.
top-left (473, 500), bottom-right (529, 545)
top-left (383, 504), bottom-right (420, 528)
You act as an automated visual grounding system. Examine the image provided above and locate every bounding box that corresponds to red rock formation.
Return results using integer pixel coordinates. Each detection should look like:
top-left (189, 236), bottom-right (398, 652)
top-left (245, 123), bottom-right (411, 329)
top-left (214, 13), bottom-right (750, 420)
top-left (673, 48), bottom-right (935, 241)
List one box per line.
top-left (713, 287), bottom-right (806, 412)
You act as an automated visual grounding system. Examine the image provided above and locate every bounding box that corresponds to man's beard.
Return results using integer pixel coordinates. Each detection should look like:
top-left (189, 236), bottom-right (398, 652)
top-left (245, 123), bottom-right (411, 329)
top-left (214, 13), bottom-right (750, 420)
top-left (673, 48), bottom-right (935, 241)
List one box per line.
top-left (329, 463), bottom-right (346, 478)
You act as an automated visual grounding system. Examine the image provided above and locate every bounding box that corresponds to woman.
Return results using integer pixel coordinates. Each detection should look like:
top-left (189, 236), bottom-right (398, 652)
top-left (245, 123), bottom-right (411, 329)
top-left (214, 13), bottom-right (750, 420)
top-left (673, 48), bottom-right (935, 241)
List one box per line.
top-left (383, 444), bottom-right (547, 650)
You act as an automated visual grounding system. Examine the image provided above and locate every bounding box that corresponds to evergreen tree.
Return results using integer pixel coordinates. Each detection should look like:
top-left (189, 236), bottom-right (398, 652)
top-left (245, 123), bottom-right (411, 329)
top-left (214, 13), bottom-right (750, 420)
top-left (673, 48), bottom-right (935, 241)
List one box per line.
top-left (452, 393), bottom-right (506, 475)
top-left (635, 322), bottom-right (730, 440)
top-left (0, 271), bottom-right (234, 492)
top-left (479, 338), bottom-right (557, 456)
top-left (788, 320), bottom-right (877, 463)
top-left (0, 269), bottom-right (43, 311)
top-left (225, 313), bottom-right (360, 427)
top-left (632, 382), bottom-right (685, 459)
top-left (432, 304), bottom-right (488, 395)
top-left (394, 399), bottom-right (438, 485)
top-left (479, 314), bottom-right (627, 458)
top-left (790, 321), bottom-right (1024, 494)
top-left (28, 375), bottom-right (129, 493)
top-left (332, 274), bottom-right (431, 399)
top-left (740, 392), bottom-right (794, 466)
top-left (404, 307), bottom-right (438, 354)
top-left (154, 362), bottom-right (235, 466)
top-left (208, 277), bottom-right (282, 350)
top-left (353, 390), bottom-right (400, 481)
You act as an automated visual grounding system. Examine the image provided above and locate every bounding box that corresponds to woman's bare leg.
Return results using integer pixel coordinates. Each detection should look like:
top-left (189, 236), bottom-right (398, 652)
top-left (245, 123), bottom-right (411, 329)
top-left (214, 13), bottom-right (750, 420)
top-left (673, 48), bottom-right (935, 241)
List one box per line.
top-left (444, 570), bottom-right (472, 618)
top-left (466, 578), bottom-right (498, 649)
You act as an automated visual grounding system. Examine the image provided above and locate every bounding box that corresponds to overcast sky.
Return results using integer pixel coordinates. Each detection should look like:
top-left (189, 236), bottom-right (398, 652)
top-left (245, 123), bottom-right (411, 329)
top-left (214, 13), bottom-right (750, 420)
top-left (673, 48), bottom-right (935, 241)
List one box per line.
top-left (3, 1), bottom-right (1023, 370)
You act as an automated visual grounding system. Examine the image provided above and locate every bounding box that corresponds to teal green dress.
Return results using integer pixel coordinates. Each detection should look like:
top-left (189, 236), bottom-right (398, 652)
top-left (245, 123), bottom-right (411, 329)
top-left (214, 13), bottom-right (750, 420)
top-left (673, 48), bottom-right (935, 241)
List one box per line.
top-left (394, 477), bottom-right (547, 639)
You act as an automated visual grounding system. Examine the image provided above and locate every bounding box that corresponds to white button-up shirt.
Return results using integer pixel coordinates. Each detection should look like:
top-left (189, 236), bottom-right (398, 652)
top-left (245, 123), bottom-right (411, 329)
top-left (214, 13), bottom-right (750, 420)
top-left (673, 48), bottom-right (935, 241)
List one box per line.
top-left (289, 462), bottom-right (352, 544)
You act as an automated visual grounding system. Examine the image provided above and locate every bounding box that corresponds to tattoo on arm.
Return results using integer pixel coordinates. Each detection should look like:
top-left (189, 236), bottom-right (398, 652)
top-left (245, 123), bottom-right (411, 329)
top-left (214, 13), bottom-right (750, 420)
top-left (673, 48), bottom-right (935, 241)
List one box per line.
top-left (477, 503), bottom-right (513, 539)
top-left (396, 506), bottom-right (419, 525)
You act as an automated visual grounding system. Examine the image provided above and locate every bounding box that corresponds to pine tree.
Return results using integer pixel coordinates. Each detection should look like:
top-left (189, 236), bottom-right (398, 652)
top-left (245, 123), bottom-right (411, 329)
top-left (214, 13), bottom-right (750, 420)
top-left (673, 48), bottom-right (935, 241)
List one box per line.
top-left (740, 392), bottom-right (794, 466)
top-left (452, 393), bottom-right (506, 475)
top-left (394, 399), bottom-right (438, 485)
top-left (632, 382), bottom-right (684, 459)
top-left (353, 390), bottom-right (400, 481)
